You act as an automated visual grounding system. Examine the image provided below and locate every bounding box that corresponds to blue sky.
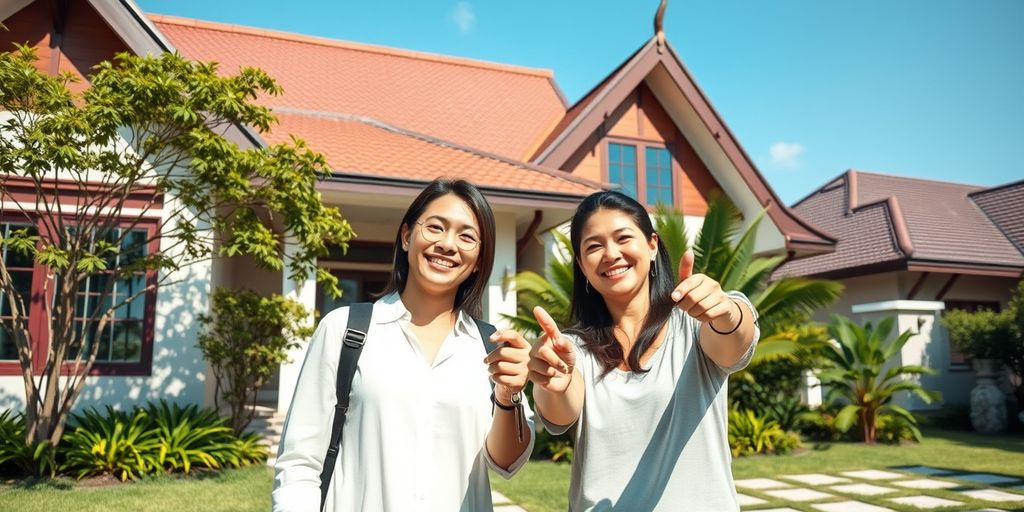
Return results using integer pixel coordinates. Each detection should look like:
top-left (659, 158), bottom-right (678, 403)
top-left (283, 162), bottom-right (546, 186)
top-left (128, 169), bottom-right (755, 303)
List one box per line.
top-left (135, 0), bottom-right (1024, 205)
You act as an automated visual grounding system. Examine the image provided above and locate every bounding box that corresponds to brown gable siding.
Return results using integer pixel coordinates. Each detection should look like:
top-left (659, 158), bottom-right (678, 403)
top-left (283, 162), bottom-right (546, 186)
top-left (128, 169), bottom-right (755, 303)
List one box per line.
top-left (1, 1), bottom-right (129, 93)
top-left (563, 83), bottom-right (719, 215)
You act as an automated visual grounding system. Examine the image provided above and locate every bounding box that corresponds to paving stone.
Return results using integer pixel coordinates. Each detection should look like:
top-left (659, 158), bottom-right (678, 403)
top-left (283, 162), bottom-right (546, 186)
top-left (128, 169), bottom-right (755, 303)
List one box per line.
top-left (892, 478), bottom-right (960, 490)
top-left (840, 469), bottom-right (906, 480)
top-left (494, 506), bottom-right (527, 512)
top-left (783, 473), bottom-right (852, 485)
top-left (888, 495), bottom-right (962, 508)
top-left (959, 489), bottom-right (1024, 502)
top-left (962, 509), bottom-right (1008, 512)
top-left (491, 490), bottom-right (512, 504)
top-left (830, 483), bottom-right (897, 496)
top-left (898, 465), bottom-right (955, 476)
top-left (753, 509), bottom-right (802, 512)
top-left (737, 493), bottom-right (767, 506)
top-left (812, 501), bottom-right (896, 512)
top-left (954, 473), bottom-right (1022, 485)
top-left (763, 488), bottom-right (836, 502)
top-left (735, 478), bottom-right (791, 490)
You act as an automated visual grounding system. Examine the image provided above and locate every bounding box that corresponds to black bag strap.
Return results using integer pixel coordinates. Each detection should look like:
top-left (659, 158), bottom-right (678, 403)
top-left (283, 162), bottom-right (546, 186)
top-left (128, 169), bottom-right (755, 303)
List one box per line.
top-left (318, 304), bottom-right (497, 509)
top-left (319, 302), bottom-right (372, 511)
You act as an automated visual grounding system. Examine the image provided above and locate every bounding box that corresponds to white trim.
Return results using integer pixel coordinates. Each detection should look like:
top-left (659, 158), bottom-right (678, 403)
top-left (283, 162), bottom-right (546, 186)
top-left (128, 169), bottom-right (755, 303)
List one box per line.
top-left (851, 300), bottom-right (946, 314)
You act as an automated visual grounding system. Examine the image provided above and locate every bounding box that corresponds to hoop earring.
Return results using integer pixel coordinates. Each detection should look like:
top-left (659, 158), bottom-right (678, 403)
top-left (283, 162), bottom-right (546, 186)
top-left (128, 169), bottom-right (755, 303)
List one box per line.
top-left (650, 259), bottom-right (657, 278)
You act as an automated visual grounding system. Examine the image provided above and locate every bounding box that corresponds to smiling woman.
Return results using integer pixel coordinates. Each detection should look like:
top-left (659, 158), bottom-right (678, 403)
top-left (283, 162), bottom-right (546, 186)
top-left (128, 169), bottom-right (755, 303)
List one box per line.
top-left (272, 178), bottom-right (537, 512)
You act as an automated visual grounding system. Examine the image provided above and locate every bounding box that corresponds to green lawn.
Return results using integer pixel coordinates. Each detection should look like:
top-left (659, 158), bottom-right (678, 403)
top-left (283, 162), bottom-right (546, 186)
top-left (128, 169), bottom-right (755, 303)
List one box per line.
top-left (2, 428), bottom-right (1022, 511)
top-left (491, 427), bottom-right (1024, 512)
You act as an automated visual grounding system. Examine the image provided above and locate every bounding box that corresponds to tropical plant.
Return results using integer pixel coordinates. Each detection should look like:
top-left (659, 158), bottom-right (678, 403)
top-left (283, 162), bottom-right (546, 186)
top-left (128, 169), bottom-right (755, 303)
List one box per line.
top-left (198, 288), bottom-right (313, 433)
top-left (504, 230), bottom-right (574, 336)
top-left (817, 315), bottom-right (941, 444)
top-left (0, 46), bottom-right (353, 448)
top-left (61, 406), bottom-right (160, 480)
top-left (143, 401), bottom-right (235, 474)
top-left (727, 408), bottom-right (801, 457)
top-left (224, 431), bottom-right (270, 468)
top-left (0, 410), bottom-right (55, 477)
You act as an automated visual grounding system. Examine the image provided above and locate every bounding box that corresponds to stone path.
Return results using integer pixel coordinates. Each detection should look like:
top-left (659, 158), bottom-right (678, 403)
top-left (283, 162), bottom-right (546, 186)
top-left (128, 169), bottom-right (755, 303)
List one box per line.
top-left (735, 466), bottom-right (1024, 512)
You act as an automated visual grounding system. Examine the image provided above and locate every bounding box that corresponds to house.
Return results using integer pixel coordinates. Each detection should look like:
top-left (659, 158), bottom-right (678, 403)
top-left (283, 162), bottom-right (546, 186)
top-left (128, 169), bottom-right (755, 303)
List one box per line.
top-left (0, 0), bottom-right (834, 419)
top-left (775, 170), bottom-right (1024, 409)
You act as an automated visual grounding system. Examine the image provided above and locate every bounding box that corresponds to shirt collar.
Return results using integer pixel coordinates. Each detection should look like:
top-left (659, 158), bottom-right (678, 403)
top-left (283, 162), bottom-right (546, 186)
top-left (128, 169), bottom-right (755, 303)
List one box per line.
top-left (374, 292), bottom-right (479, 340)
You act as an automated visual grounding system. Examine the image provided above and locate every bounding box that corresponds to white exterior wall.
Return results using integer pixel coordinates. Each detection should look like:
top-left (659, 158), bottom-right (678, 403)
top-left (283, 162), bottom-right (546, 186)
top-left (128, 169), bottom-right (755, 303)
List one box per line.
top-left (485, 212), bottom-right (518, 327)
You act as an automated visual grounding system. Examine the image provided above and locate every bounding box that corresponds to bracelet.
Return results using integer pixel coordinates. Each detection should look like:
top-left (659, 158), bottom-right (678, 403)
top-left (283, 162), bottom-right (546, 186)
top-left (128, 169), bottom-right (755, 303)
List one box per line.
top-left (708, 299), bottom-right (743, 335)
top-left (490, 390), bottom-right (522, 411)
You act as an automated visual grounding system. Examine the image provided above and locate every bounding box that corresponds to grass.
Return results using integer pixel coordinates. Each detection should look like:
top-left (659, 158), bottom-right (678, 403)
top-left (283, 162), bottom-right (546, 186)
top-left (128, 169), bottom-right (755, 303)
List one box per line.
top-left (492, 427), bottom-right (1024, 512)
top-left (2, 428), bottom-right (1022, 511)
top-left (0, 466), bottom-right (272, 512)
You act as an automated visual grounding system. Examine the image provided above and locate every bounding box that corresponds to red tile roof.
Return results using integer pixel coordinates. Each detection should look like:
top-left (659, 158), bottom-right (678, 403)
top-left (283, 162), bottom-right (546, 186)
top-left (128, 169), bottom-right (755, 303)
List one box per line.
top-left (776, 170), bottom-right (1024, 278)
top-left (266, 111), bottom-right (598, 196)
top-left (150, 15), bottom-right (567, 161)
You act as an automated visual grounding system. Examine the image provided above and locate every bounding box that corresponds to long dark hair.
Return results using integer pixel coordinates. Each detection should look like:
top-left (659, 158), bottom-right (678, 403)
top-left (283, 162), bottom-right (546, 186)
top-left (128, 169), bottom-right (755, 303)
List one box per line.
top-left (568, 191), bottom-right (676, 376)
top-left (378, 178), bottom-right (496, 318)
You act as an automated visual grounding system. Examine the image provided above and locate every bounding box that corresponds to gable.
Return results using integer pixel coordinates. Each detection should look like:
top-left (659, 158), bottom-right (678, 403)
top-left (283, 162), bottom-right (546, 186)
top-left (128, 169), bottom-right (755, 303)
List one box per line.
top-left (1, 0), bottom-right (130, 93)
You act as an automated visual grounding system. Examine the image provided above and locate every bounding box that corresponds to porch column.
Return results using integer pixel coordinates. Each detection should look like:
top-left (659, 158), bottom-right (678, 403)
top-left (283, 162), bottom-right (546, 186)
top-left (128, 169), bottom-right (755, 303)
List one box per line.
top-left (850, 300), bottom-right (948, 410)
top-left (486, 213), bottom-right (517, 327)
top-left (277, 235), bottom-right (318, 414)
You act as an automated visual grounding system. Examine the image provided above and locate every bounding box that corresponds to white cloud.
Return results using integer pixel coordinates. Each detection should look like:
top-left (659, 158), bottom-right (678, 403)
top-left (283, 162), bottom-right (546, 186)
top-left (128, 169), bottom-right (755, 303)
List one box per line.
top-left (450, 2), bottom-right (476, 34)
top-left (768, 142), bottom-right (805, 170)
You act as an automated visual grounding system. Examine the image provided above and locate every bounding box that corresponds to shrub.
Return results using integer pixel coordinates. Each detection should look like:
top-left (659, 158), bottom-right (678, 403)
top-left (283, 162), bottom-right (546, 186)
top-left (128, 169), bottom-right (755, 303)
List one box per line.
top-left (728, 408), bottom-right (801, 457)
top-left (198, 288), bottom-right (313, 434)
top-left (143, 401), bottom-right (235, 474)
top-left (61, 407), bottom-right (160, 481)
top-left (875, 413), bottom-right (921, 444)
top-left (0, 410), bottom-right (56, 478)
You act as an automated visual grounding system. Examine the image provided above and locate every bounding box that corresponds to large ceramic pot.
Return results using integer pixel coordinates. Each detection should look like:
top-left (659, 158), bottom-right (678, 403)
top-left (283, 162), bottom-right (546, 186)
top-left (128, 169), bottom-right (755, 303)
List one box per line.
top-left (970, 358), bottom-right (1007, 434)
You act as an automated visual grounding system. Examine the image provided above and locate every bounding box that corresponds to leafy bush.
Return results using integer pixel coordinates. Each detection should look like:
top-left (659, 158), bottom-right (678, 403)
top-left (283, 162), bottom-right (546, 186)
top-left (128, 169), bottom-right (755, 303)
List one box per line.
top-left (728, 408), bottom-right (801, 457)
top-left (144, 401), bottom-right (236, 474)
top-left (875, 413), bottom-right (921, 444)
top-left (0, 410), bottom-right (56, 478)
top-left (942, 308), bottom-right (1012, 360)
top-left (61, 406), bottom-right (160, 481)
top-left (818, 315), bottom-right (940, 443)
top-left (224, 431), bottom-right (270, 468)
top-left (198, 288), bottom-right (313, 433)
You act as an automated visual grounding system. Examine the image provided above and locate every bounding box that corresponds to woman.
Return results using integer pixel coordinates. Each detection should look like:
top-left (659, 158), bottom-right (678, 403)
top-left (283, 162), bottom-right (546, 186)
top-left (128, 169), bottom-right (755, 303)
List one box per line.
top-left (273, 178), bottom-right (534, 512)
top-left (530, 191), bottom-right (758, 511)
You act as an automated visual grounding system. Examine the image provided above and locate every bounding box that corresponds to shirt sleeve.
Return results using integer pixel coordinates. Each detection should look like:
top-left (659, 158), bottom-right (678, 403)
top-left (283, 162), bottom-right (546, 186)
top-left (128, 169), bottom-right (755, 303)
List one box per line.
top-left (272, 308), bottom-right (347, 512)
top-left (484, 394), bottom-right (537, 479)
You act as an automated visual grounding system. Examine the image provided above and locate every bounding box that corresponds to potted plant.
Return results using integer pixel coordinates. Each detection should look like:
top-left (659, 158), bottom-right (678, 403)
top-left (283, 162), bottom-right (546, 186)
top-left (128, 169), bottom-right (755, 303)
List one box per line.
top-left (942, 308), bottom-right (1012, 433)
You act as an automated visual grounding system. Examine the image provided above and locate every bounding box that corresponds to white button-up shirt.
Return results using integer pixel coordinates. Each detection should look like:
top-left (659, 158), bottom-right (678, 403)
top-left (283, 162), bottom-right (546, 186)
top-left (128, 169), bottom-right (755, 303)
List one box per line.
top-left (273, 293), bottom-right (534, 512)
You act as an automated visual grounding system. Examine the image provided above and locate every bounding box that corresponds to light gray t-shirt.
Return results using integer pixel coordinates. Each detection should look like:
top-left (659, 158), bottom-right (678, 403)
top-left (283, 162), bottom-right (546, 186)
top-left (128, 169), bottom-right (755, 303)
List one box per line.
top-left (541, 293), bottom-right (759, 512)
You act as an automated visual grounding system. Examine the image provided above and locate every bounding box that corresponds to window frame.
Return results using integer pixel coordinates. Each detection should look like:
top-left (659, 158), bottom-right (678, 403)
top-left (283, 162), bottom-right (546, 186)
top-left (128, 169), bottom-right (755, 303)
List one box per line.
top-left (603, 137), bottom-right (677, 208)
top-left (0, 214), bottom-right (160, 377)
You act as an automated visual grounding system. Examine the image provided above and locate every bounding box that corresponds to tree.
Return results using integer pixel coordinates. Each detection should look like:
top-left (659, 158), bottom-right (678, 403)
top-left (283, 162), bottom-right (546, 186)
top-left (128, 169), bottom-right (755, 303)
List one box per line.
top-left (198, 288), bottom-right (314, 434)
top-left (0, 46), bottom-right (353, 447)
top-left (818, 315), bottom-right (941, 443)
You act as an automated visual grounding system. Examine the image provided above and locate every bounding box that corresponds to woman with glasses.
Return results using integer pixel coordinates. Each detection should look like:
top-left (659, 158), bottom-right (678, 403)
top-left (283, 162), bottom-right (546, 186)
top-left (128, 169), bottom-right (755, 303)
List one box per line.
top-left (273, 178), bottom-right (534, 512)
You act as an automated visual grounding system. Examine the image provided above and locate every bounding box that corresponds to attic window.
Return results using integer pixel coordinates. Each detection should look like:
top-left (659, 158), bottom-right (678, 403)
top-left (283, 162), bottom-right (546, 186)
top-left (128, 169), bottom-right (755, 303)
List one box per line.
top-left (608, 142), bottom-right (638, 199)
top-left (645, 147), bottom-right (673, 206)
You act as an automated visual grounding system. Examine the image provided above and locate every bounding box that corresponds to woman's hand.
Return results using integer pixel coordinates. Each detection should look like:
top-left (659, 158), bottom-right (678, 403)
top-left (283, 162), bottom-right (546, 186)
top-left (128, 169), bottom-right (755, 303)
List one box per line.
top-left (670, 250), bottom-right (742, 333)
top-left (485, 330), bottom-right (531, 405)
top-left (527, 306), bottom-right (577, 394)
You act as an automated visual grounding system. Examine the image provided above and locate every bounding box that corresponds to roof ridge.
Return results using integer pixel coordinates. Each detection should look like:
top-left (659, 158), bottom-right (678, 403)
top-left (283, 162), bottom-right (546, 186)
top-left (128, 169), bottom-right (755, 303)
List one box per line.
top-left (851, 168), bottom-right (984, 189)
top-left (147, 13), bottom-right (554, 79)
top-left (269, 107), bottom-right (606, 191)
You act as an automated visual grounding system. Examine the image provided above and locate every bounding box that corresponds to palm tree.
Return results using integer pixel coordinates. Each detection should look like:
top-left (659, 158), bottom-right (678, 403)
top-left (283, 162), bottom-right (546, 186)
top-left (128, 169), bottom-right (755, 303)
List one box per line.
top-left (818, 315), bottom-right (940, 443)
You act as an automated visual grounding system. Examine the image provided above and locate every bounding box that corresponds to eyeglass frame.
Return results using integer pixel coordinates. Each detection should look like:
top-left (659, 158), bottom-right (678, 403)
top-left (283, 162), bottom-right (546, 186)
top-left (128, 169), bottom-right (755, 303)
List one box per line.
top-left (414, 220), bottom-right (480, 252)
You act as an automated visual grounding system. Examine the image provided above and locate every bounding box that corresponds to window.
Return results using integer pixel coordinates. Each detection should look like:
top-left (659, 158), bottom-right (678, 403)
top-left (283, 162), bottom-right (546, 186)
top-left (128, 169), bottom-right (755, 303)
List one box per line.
top-left (608, 143), bottom-right (638, 199)
top-left (0, 218), bottom-right (157, 376)
top-left (645, 147), bottom-right (673, 206)
top-left (71, 228), bottom-right (150, 363)
top-left (1, 223), bottom-right (37, 361)
top-left (606, 141), bottom-right (675, 206)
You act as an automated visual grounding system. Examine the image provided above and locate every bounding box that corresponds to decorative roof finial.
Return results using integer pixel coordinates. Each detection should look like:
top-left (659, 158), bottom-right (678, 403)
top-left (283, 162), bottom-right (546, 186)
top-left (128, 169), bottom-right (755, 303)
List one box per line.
top-left (654, 0), bottom-right (667, 52)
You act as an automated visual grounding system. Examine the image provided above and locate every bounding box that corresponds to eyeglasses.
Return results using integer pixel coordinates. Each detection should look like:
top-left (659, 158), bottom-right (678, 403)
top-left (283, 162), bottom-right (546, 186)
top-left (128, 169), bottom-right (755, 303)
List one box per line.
top-left (415, 221), bottom-right (480, 252)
